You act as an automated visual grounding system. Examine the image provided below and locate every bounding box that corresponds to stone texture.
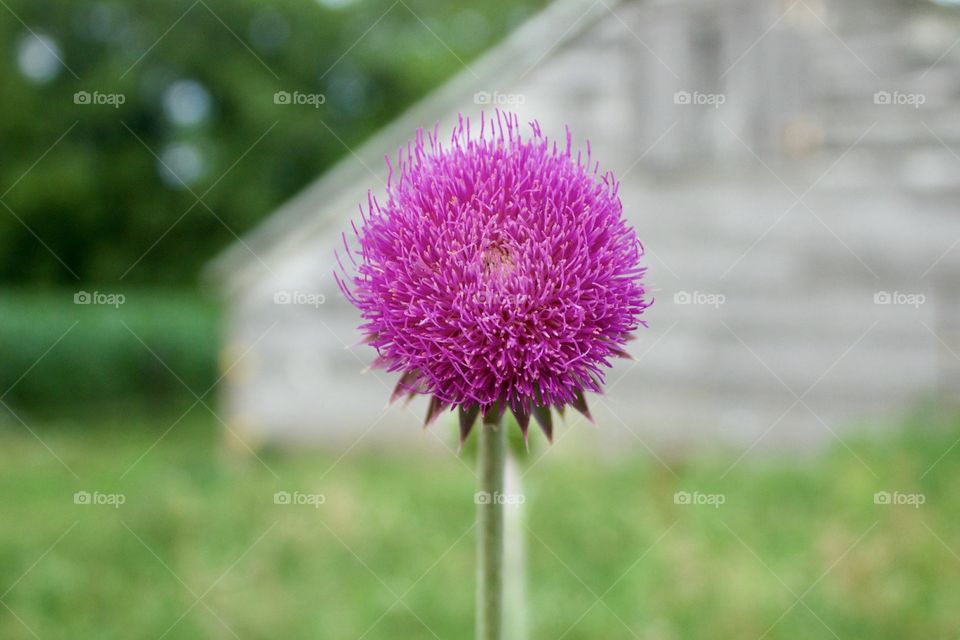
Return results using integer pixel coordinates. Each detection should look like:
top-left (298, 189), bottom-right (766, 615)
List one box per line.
top-left (212, 0), bottom-right (960, 453)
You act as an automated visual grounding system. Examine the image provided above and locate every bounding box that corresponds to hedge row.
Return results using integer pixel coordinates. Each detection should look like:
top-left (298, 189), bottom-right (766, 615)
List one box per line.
top-left (0, 288), bottom-right (219, 414)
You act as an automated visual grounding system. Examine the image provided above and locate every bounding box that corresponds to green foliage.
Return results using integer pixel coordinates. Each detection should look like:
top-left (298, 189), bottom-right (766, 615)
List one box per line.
top-left (0, 288), bottom-right (218, 412)
top-left (0, 413), bottom-right (958, 638)
top-left (0, 0), bottom-right (545, 285)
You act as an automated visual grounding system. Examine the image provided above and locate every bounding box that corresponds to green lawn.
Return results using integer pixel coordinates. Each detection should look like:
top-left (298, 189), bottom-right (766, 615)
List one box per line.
top-left (1, 409), bottom-right (959, 639)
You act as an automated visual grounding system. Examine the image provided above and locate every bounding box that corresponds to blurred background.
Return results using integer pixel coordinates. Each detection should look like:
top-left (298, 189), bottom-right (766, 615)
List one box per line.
top-left (2, 0), bottom-right (960, 637)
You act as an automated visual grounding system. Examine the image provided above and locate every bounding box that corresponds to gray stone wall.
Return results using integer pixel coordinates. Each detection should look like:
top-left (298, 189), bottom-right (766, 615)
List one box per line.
top-left (218, 0), bottom-right (960, 452)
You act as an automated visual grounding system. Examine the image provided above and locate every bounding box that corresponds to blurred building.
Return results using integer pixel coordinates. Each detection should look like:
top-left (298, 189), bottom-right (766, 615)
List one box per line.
top-left (208, 0), bottom-right (960, 451)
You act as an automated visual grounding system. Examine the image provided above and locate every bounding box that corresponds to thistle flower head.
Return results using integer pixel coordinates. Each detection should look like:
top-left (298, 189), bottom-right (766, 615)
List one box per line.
top-left (337, 112), bottom-right (650, 444)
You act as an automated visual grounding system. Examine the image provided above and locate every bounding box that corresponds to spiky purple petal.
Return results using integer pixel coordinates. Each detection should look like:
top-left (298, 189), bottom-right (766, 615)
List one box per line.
top-left (339, 111), bottom-right (649, 441)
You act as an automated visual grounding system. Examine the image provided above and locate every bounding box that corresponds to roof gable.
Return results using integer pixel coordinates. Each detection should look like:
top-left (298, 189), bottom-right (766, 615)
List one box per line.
top-left (205, 0), bottom-right (621, 294)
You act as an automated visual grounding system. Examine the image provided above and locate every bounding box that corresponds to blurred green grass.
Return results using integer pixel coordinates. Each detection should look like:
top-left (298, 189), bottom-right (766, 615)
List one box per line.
top-left (1, 410), bottom-right (959, 639)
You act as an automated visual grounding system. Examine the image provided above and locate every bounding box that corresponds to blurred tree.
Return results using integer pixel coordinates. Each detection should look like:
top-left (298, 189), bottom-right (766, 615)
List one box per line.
top-left (0, 0), bottom-right (545, 285)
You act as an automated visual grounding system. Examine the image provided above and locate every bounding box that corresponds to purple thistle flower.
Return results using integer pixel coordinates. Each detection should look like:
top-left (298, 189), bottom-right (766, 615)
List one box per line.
top-left (337, 111), bottom-right (650, 445)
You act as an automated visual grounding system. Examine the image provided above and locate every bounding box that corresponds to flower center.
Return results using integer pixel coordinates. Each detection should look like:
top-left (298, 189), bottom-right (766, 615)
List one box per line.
top-left (481, 243), bottom-right (514, 276)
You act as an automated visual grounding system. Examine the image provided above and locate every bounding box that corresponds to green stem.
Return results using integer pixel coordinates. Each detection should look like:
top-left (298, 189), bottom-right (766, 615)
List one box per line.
top-left (477, 411), bottom-right (506, 640)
